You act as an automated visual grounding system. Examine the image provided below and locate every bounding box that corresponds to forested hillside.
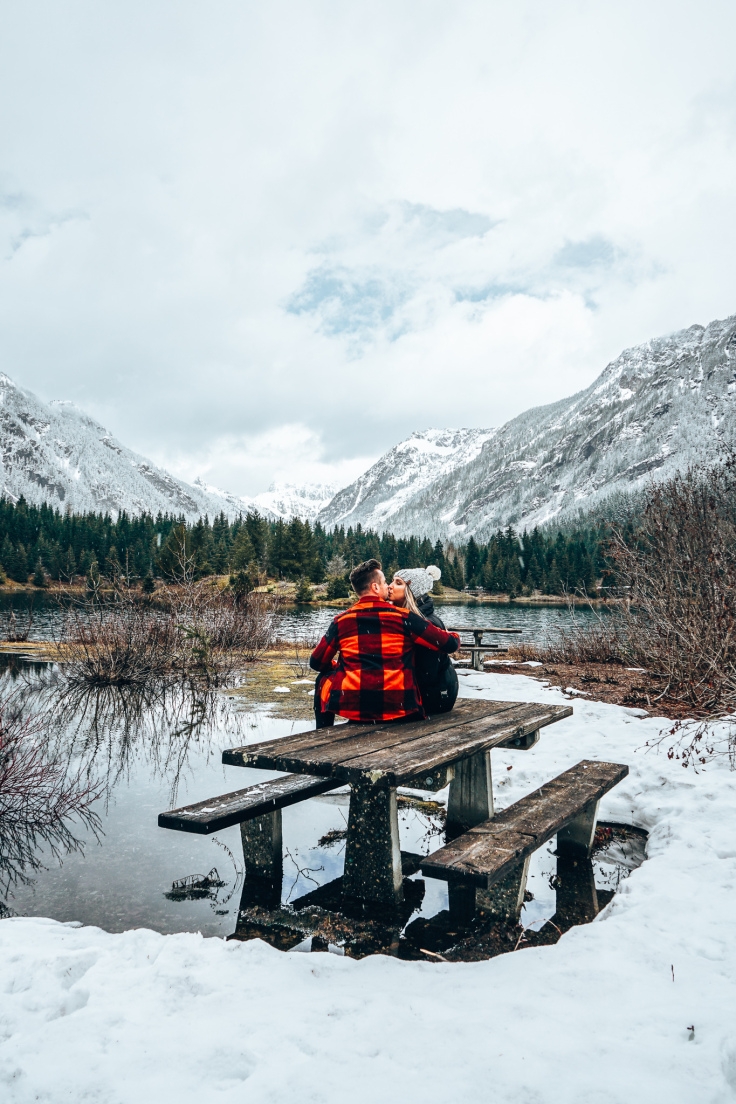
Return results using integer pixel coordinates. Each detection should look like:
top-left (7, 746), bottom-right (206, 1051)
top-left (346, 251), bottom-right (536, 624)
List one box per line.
top-left (0, 497), bottom-right (610, 596)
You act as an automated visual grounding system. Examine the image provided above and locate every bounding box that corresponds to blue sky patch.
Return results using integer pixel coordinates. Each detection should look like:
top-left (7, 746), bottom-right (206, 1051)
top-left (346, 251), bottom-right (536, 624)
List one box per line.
top-left (287, 265), bottom-right (411, 337)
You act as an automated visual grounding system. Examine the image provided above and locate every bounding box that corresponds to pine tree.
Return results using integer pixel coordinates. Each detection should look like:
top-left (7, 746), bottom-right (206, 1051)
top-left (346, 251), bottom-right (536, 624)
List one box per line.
top-left (8, 543), bottom-right (29, 583)
top-left (231, 528), bottom-right (255, 572)
top-left (1, 537), bottom-right (13, 580)
top-left (32, 559), bottom-right (48, 588)
top-left (465, 537), bottom-right (481, 585)
top-left (326, 575), bottom-right (350, 599)
top-left (105, 545), bottom-right (121, 580)
top-left (546, 557), bottom-right (563, 595)
top-left (294, 577), bottom-right (313, 603)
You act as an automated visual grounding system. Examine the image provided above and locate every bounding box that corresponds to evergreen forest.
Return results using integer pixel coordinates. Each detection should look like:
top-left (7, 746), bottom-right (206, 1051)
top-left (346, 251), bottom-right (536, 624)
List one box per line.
top-left (0, 496), bottom-right (612, 597)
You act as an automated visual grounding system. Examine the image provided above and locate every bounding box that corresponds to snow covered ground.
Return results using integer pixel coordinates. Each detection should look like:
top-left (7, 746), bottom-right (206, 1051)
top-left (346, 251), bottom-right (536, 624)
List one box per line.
top-left (2, 671), bottom-right (736, 1103)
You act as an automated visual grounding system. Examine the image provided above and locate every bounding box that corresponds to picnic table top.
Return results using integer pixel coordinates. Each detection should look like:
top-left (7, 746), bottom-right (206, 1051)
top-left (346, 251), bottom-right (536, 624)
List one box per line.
top-left (222, 698), bottom-right (572, 787)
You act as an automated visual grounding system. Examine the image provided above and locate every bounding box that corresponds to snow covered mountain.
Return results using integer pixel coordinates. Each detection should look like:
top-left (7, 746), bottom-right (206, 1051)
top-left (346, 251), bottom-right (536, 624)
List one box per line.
top-left (252, 481), bottom-right (340, 523)
top-left (0, 374), bottom-right (270, 521)
top-left (317, 314), bottom-right (736, 539)
top-left (318, 428), bottom-right (496, 531)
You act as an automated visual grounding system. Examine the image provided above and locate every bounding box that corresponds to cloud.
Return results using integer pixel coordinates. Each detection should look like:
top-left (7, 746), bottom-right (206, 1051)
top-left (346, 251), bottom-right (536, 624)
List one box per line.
top-left (153, 424), bottom-right (376, 498)
top-left (554, 237), bottom-right (617, 270)
top-left (288, 201), bottom-right (496, 340)
top-left (287, 265), bottom-right (412, 338)
top-left (0, 0), bottom-right (734, 495)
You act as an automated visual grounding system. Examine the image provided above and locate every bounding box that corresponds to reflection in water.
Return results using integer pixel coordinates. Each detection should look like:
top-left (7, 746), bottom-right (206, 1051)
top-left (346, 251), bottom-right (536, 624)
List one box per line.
top-left (229, 823), bottom-right (647, 961)
top-left (0, 653), bottom-right (647, 958)
top-left (0, 661), bottom-right (253, 922)
top-left (0, 676), bottom-right (101, 898)
top-left (45, 678), bottom-right (248, 808)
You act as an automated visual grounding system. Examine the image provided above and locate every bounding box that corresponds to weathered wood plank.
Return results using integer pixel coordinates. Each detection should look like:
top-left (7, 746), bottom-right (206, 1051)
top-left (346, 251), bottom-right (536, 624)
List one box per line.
top-left (158, 773), bottom-right (340, 834)
top-left (297, 703), bottom-right (528, 781)
top-left (224, 701), bottom-right (572, 785)
top-left (340, 703), bottom-right (572, 785)
top-left (222, 699), bottom-right (517, 772)
top-left (421, 760), bottom-right (628, 888)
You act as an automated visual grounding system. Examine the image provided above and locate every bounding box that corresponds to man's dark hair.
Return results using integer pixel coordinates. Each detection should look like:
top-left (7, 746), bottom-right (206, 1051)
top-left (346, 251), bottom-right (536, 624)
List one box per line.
top-left (349, 558), bottom-right (383, 596)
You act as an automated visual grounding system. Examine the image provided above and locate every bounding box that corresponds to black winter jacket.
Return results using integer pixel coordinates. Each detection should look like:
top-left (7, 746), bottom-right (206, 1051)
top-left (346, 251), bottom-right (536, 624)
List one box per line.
top-left (414, 594), bottom-right (459, 714)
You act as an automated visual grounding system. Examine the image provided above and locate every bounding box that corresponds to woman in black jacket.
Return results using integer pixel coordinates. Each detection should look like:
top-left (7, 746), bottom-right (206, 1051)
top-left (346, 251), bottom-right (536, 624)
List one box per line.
top-left (388, 566), bottom-right (459, 716)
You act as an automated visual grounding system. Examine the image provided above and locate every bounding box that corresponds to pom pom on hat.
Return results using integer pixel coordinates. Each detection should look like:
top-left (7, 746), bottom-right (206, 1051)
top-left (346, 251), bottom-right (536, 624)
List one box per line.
top-left (396, 564), bottom-right (441, 598)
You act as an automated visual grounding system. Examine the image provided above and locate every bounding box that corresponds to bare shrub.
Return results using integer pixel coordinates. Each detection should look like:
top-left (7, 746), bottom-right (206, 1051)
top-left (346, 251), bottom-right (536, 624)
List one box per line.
top-left (0, 605), bottom-right (34, 643)
top-left (61, 598), bottom-right (181, 686)
top-left (58, 562), bottom-right (277, 688)
top-left (0, 690), bottom-right (100, 893)
top-left (282, 629), bottom-right (319, 677)
top-left (513, 604), bottom-right (630, 666)
top-left (157, 525), bottom-right (277, 674)
top-left (205, 590), bottom-right (277, 661)
top-left (610, 456), bottom-right (736, 714)
top-left (518, 457), bottom-right (736, 766)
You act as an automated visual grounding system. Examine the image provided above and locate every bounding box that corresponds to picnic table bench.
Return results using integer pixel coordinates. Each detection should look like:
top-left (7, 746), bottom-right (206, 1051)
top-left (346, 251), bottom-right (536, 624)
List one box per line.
top-left (448, 625), bottom-right (523, 670)
top-left (421, 759), bottom-right (628, 924)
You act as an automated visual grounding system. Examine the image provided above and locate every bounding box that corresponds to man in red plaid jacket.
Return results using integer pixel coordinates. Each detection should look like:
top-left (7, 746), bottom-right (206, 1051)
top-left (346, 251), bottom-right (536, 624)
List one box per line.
top-left (309, 559), bottom-right (460, 726)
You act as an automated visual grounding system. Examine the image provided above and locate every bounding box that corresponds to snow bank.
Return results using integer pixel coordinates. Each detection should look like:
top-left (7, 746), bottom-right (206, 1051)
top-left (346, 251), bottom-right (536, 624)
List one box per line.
top-left (2, 673), bottom-right (736, 1103)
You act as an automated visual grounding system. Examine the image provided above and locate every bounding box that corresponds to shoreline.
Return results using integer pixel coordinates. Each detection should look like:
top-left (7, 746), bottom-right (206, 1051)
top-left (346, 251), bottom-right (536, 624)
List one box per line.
top-left (0, 579), bottom-right (620, 610)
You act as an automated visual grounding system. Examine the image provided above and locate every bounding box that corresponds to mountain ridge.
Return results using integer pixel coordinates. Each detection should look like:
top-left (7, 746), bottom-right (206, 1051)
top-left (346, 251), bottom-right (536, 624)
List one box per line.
top-left (317, 314), bottom-right (736, 539)
top-left (3, 311), bottom-right (735, 536)
top-left (0, 375), bottom-right (267, 521)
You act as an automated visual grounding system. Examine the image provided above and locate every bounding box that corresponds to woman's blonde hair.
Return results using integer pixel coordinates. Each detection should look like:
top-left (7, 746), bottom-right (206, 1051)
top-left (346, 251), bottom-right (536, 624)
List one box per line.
top-left (394, 577), bottom-right (425, 618)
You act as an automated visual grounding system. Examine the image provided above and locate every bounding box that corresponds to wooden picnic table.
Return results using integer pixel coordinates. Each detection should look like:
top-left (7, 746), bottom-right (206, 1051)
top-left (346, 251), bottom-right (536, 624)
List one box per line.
top-left (222, 698), bottom-right (571, 908)
top-left (448, 625), bottom-right (524, 670)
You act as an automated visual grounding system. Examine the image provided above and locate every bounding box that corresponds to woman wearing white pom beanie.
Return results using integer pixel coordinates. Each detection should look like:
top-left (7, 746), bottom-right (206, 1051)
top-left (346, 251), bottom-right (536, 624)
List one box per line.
top-left (388, 565), bottom-right (459, 715)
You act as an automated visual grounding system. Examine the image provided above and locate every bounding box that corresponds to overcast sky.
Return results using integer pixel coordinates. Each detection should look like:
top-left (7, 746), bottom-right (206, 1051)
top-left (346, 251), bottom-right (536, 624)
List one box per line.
top-left (1, 0), bottom-right (735, 496)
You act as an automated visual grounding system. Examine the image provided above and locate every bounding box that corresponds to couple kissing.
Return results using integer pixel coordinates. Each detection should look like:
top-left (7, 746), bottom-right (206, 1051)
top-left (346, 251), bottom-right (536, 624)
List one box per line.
top-left (310, 558), bottom-right (460, 728)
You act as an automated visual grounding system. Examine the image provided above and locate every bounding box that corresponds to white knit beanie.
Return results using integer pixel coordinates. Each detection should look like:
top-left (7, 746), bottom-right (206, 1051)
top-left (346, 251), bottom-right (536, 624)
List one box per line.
top-left (396, 564), bottom-right (441, 598)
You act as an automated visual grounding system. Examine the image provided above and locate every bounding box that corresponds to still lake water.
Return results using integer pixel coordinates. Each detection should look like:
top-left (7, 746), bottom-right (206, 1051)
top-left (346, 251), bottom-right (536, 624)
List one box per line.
top-left (0, 591), bottom-right (604, 646)
top-left (279, 599), bottom-right (603, 644)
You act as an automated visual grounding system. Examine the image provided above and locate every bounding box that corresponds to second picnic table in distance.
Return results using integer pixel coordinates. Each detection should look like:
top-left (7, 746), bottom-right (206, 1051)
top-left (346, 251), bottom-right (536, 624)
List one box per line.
top-left (448, 625), bottom-right (523, 670)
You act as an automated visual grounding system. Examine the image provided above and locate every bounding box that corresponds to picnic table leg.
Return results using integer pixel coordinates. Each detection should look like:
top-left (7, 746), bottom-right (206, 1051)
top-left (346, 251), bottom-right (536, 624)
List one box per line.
top-left (476, 856), bottom-right (531, 923)
top-left (240, 810), bottom-right (283, 881)
top-left (447, 750), bottom-right (494, 833)
top-left (447, 883), bottom-right (477, 927)
top-left (557, 799), bottom-right (600, 857)
top-left (343, 780), bottom-right (403, 907)
top-left (473, 630), bottom-right (485, 670)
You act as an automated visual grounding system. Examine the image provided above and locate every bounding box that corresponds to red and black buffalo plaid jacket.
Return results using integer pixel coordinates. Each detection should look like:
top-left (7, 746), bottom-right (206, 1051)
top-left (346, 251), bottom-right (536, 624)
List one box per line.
top-left (309, 596), bottom-right (460, 722)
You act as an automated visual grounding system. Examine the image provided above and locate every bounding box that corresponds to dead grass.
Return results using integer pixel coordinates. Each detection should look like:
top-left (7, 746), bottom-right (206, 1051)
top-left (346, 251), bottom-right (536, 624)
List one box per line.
top-left (227, 652), bottom-right (316, 719)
